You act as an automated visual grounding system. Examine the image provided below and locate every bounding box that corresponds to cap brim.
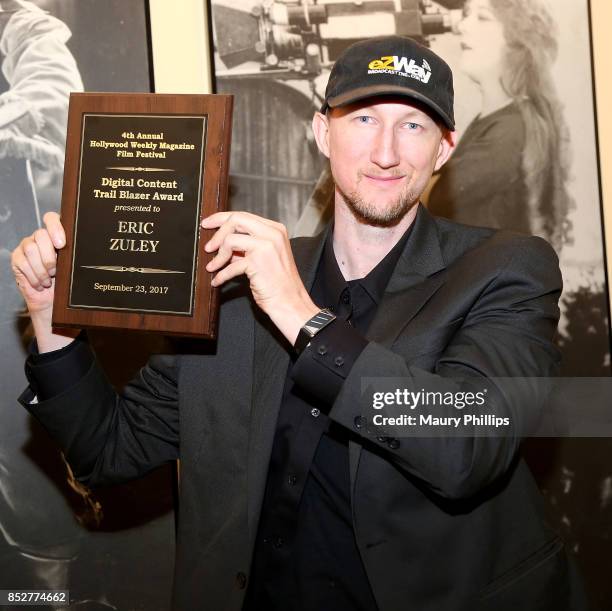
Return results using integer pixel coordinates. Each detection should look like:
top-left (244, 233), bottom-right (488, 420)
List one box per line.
top-left (323, 84), bottom-right (455, 130)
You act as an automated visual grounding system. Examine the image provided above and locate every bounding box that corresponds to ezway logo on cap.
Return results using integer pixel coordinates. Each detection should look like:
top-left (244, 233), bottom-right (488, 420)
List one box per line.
top-left (367, 56), bottom-right (432, 84)
top-left (320, 36), bottom-right (455, 130)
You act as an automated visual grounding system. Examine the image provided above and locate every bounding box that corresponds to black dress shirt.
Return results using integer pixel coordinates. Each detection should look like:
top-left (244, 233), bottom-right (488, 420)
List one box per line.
top-left (24, 225), bottom-right (412, 611)
top-left (244, 227), bottom-right (412, 611)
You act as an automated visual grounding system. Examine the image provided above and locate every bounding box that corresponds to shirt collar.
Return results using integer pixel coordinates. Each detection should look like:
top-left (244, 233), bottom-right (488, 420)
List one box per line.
top-left (320, 221), bottom-right (414, 307)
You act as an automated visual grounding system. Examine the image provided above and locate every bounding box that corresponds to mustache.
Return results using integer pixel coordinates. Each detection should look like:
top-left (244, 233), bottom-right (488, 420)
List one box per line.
top-left (358, 169), bottom-right (407, 179)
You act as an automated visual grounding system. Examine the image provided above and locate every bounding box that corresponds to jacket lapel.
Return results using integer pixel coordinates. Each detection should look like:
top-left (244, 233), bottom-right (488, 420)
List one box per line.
top-left (367, 205), bottom-right (447, 346)
top-left (247, 227), bottom-right (329, 540)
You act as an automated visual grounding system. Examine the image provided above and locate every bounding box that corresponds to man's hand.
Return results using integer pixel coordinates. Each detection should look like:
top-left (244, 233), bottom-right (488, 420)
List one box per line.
top-left (202, 211), bottom-right (320, 345)
top-left (11, 211), bottom-right (64, 311)
top-left (11, 211), bottom-right (78, 352)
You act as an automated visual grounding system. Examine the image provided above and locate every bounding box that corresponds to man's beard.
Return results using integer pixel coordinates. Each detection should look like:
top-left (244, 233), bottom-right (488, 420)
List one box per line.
top-left (336, 184), bottom-right (420, 228)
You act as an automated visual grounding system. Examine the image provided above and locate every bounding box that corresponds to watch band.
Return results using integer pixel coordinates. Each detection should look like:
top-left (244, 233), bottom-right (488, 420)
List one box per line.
top-left (294, 308), bottom-right (337, 355)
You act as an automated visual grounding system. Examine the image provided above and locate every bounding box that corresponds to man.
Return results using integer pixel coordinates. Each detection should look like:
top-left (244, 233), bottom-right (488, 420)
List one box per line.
top-left (11, 36), bottom-right (586, 611)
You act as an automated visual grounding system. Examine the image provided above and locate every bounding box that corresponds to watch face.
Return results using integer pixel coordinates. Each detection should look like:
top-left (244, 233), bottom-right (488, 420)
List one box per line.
top-left (295, 309), bottom-right (337, 354)
top-left (308, 310), bottom-right (335, 331)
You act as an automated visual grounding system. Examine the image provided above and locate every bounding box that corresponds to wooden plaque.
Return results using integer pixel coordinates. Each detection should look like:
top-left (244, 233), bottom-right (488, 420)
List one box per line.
top-left (52, 93), bottom-right (233, 337)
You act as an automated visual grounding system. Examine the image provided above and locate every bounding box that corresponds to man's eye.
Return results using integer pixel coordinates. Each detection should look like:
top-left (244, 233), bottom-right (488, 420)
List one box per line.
top-left (405, 122), bottom-right (420, 130)
top-left (357, 115), bottom-right (373, 123)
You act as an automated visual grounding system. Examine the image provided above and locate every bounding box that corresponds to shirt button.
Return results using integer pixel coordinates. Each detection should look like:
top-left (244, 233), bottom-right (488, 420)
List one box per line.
top-left (341, 291), bottom-right (350, 304)
top-left (235, 572), bottom-right (247, 590)
top-left (334, 356), bottom-right (344, 367)
top-left (317, 345), bottom-right (328, 356)
top-left (273, 536), bottom-right (284, 549)
top-left (311, 408), bottom-right (321, 418)
top-left (287, 474), bottom-right (298, 486)
top-left (354, 416), bottom-right (366, 429)
top-left (388, 438), bottom-right (401, 450)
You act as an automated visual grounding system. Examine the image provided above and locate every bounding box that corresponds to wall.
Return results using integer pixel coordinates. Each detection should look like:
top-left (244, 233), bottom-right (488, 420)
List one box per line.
top-left (149, 0), bottom-right (211, 93)
top-left (591, 0), bottom-right (612, 312)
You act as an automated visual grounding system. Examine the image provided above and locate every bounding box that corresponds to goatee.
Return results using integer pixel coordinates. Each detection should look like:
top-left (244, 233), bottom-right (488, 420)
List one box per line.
top-left (336, 185), bottom-right (419, 228)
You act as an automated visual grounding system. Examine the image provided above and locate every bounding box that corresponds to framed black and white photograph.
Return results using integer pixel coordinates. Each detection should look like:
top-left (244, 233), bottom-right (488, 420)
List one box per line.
top-left (203, 0), bottom-right (612, 607)
top-left (2, 0), bottom-right (611, 607)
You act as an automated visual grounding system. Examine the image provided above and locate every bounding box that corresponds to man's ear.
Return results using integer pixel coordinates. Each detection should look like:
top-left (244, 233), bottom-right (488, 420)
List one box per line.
top-left (312, 111), bottom-right (331, 159)
top-left (433, 128), bottom-right (458, 172)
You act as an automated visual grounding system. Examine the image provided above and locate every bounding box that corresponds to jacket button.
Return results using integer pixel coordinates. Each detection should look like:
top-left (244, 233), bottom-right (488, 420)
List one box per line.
top-left (236, 572), bottom-right (247, 589)
top-left (388, 438), bottom-right (401, 450)
top-left (354, 416), bottom-right (366, 429)
top-left (311, 408), bottom-right (321, 418)
top-left (317, 345), bottom-right (328, 356)
top-left (274, 536), bottom-right (284, 549)
top-left (334, 356), bottom-right (345, 367)
top-left (376, 435), bottom-right (388, 443)
top-left (288, 474), bottom-right (298, 486)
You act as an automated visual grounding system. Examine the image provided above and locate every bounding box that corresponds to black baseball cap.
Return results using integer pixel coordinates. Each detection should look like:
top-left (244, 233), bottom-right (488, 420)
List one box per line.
top-left (321, 36), bottom-right (455, 130)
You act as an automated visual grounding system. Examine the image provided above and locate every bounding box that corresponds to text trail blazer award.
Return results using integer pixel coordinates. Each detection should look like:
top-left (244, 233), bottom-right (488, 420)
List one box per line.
top-left (53, 93), bottom-right (233, 337)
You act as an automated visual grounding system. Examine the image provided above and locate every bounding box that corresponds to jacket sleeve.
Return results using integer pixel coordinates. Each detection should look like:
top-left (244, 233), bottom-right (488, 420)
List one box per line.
top-left (20, 347), bottom-right (180, 487)
top-left (323, 235), bottom-right (561, 499)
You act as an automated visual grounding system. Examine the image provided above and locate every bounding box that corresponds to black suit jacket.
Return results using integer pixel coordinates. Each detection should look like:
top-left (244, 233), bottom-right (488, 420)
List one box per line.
top-left (22, 206), bottom-right (588, 611)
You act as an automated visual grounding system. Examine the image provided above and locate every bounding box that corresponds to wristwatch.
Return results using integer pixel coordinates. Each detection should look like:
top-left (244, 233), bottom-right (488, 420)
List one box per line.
top-left (294, 308), bottom-right (337, 355)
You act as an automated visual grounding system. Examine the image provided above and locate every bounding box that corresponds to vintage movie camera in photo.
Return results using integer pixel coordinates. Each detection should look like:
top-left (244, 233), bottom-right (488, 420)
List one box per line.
top-left (214, 0), bottom-right (463, 80)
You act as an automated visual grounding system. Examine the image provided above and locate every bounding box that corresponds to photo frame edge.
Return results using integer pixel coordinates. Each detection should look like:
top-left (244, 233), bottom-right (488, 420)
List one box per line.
top-left (590, 0), bottom-right (612, 334)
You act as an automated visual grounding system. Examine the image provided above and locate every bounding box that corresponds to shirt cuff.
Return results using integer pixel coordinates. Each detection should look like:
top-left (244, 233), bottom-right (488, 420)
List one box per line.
top-left (24, 332), bottom-right (95, 401)
top-left (291, 318), bottom-right (368, 410)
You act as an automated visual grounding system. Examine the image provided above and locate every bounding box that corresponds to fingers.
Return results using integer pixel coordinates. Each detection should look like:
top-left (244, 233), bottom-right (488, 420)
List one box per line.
top-left (201, 211), bottom-right (293, 293)
top-left (202, 210), bottom-right (278, 231)
top-left (203, 211), bottom-right (285, 254)
top-left (12, 224), bottom-right (61, 292)
top-left (20, 236), bottom-right (52, 288)
top-left (13, 251), bottom-right (43, 291)
top-left (10, 215), bottom-right (66, 293)
top-left (42, 211), bottom-right (66, 249)
top-left (206, 233), bottom-right (258, 273)
top-left (11, 242), bottom-right (47, 291)
top-left (211, 258), bottom-right (249, 287)
top-left (34, 228), bottom-right (57, 275)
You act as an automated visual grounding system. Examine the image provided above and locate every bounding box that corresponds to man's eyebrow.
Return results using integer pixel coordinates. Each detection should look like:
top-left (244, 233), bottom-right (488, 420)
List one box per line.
top-left (342, 103), bottom-right (436, 125)
top-left (399, 109), bottom-right (436, 124)
top-left (401, 111), bottom-right (428, 120)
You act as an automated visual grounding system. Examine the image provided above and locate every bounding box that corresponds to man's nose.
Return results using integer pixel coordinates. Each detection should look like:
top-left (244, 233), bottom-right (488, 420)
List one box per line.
top-left (370, 127), bottom-right (400, 169)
